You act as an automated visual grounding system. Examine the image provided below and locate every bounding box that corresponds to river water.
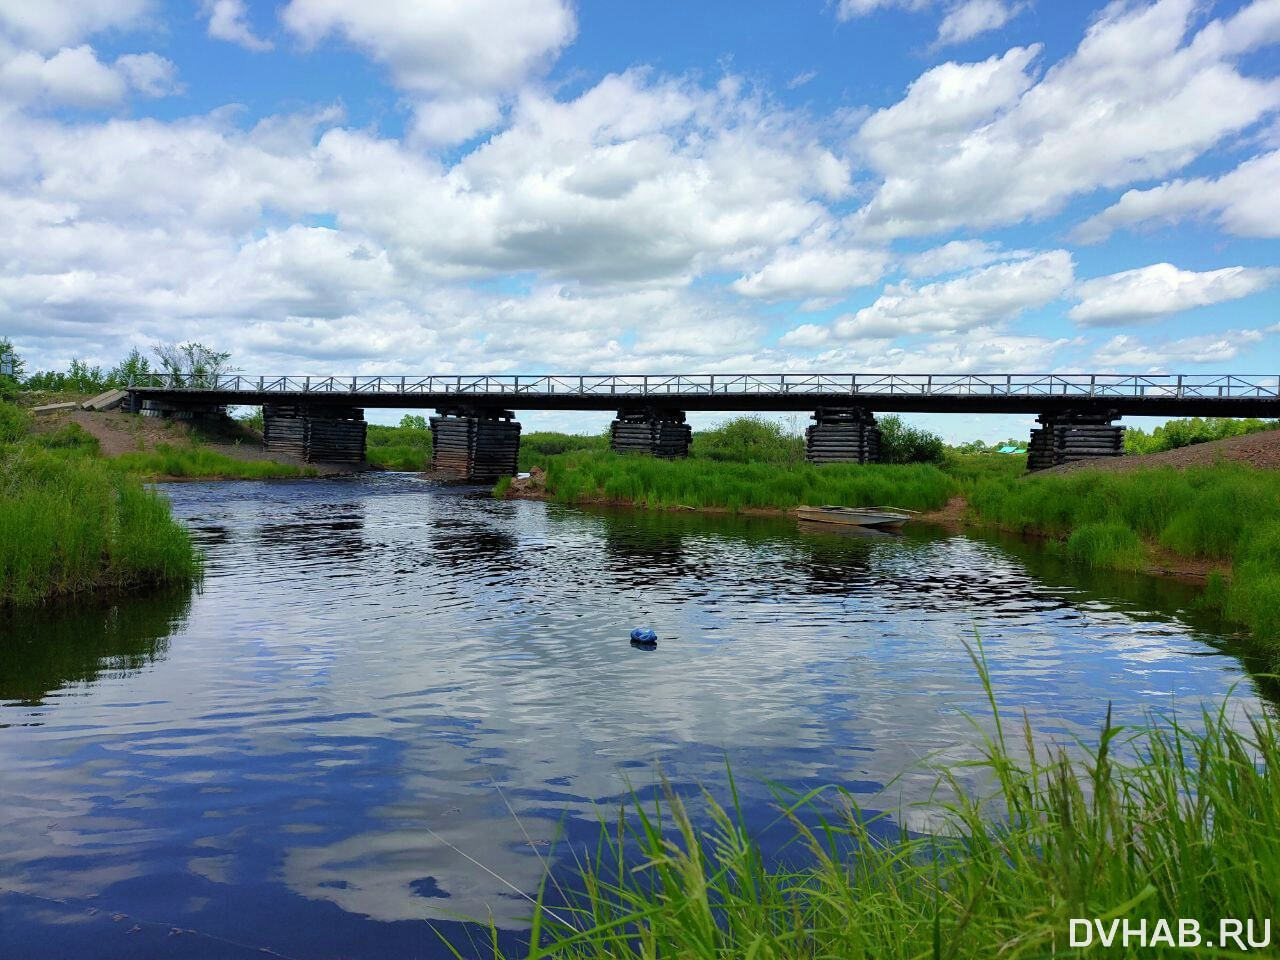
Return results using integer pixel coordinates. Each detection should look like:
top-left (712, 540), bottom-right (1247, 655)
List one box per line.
top-left (0, 474), bottom-right (1270, 958)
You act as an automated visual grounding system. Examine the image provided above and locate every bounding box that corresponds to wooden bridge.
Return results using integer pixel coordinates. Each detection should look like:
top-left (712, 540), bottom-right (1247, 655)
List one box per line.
top-left (126, 373), bottom-right (1280, 479)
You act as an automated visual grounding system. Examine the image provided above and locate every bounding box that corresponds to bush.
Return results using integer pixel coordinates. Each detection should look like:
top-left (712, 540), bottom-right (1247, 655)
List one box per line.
top-left (691, 417), bottom-right (805, 464)
top-left (879, 414), bottom-right (945, 464)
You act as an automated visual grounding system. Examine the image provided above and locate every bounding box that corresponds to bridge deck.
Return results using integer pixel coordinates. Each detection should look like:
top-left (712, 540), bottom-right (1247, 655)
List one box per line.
top-left (129, 373), bottom-right (1280, 417)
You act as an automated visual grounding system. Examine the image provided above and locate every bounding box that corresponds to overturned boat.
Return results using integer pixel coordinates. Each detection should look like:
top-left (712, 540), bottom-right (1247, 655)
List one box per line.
top-left (795, 505), bottom-right (912, 530)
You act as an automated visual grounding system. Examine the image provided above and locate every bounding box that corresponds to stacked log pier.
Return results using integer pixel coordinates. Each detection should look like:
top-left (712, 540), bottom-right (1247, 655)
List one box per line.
top-left (609, 408), bottom-right (691, 458)
top-left (263, 404), bottom-right (367, 463)
top-left (1027, 411), bottom-right (1124, 471)
top-left (805, 407), bottom-right (880, 464)
top-left (430, 409), bottom-right (521, 482)
top-left (305, 407), bottom-right (367, 463)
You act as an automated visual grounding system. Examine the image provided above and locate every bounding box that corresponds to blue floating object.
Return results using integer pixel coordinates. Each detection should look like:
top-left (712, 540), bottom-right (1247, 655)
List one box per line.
top-left (630, 627), bottom-right (658, 645)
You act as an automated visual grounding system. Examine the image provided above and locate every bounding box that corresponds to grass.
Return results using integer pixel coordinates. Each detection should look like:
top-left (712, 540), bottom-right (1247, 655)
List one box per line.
top-left (368, 421), bottom-right (435, 471)
top-left (501, 650), bottom-right (1279, 960)
top-left (0, 438), bottom-right (201, 606)
top-left (969, 464), bottom-right (1280, 649)
top-left (535, 451), bottom-right (956, 513)
top-left (112, 443), bottom-right (318, 479)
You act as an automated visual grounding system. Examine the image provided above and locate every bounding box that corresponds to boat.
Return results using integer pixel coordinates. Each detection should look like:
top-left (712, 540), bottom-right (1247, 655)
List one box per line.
top-left (795, 505), bottom-right (913, 530)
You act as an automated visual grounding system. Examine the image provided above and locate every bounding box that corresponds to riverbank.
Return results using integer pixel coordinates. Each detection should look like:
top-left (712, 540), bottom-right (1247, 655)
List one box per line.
top-left (35, 407), bottom-right (334, 479)
top-left (518, 659), bottom-right (1280, 960)
top-left (1, 404), bottom-right (202, 606)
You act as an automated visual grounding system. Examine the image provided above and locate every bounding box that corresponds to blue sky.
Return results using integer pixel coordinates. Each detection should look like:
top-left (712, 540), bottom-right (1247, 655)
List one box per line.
top-left (1, 0), bottom-right (1278, 438)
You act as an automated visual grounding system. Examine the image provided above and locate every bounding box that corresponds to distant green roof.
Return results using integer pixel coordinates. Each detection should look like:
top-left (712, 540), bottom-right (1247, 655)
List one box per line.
top-left (997, 445), bottom-right (1023, 454)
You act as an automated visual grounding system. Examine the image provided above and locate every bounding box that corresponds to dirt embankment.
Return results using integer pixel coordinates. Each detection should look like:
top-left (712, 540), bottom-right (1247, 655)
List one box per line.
top-left (31, 408), bottom-right (356, 476)
top-left (1044, 427), bottom-right (1280, 474)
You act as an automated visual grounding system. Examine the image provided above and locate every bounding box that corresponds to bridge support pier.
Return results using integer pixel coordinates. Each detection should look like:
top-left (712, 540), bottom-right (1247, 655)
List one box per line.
top-left (806, 407), bottom-right (880, 464)
top-left (429, 407), bottom-right (521, 482)
top-left (1027, 410), bottom-right (1124, 471)
top-left (263, 404), bottom-right (367, 464)
top-left (609, 407), bottom-right (691, 458)
top-left (135, 397), bottom-right (228, 423)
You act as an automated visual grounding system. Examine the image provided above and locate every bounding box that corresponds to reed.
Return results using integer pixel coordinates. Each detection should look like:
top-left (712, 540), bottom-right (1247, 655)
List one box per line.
top-left (503, 654), bottom-right (1280, 960)
top-left (368, 421), bottom-right (435, 471)
top-left (969, 464), bottom-right (1280, 646)
top-left (537, 451), bottom-right (956, 513)
top-left (0, 443), bottom-right (201, 606)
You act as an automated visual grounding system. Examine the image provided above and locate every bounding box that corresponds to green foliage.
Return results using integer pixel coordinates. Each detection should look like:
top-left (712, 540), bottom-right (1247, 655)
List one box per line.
top-left (878, 413), bottom-right (946, 464)
top-left (969, 464), bottom-right (1280, 646)
top-left (368, 420), bottom-right (435, 471)
top-left (537, 450), bottom-right (954, 512)
top-left (520, 431), bottom-right (609, 469)
top-left (237, 406), bottom-right (264, 432)
top-left (36, 422), bottom-right (101, 455)
top-left (24, 358), bottom-right (110, 393)
top-left (0, 440), bottom-right (201, 606)
top-left (108, 347), bottom-right (152, 387)
top-left (0, 336), bottom-right (25, 380)
top-left (153, 342), bottom-right (233, 382)
top-left (0, 401), bottom-right (27, 444)
top-left (112, 444), bottom-right (316, 479)
top-left (1064, 521), bottom-right (1145, 570)
top-left (518, 658), bottom-right (1280, 960)
top-left (691, 416), bottom-right (805, 464)
top-left (1125, 417), bottom-right (1280, 454)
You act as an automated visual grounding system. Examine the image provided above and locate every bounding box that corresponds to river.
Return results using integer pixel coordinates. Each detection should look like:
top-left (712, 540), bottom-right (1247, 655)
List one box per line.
top-left (0, 474), bottom-right (1269, 958)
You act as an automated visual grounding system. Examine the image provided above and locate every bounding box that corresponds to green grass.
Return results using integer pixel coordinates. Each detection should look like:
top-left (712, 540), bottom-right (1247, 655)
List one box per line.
top-left (112, 444), bottom-right (317, 479)
top-left (368, 421), bottom-right (435, 471)
top-left (969, 464), bottom-right (1280, 648)
top-left (535, 450), bottom-right (956, 513)
top-left (505, 650), bottom-right (1280, 960)
top-left (0, 440), bottom-right (201, 606)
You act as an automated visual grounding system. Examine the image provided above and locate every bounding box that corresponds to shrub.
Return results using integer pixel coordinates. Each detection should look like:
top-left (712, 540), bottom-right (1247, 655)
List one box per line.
top-left (879, 414), bottom-right (945, 464)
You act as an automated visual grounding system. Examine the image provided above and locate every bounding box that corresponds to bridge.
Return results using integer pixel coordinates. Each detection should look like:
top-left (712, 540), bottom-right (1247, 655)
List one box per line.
top-left (127, 372), bottom-right (1280, 479)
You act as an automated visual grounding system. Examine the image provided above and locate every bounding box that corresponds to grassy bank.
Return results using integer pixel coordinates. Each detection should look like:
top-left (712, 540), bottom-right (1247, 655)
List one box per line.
top-left (968, 465), bottom-right (1280, 645)
top-left (510, 450), bottom-right (957, 513)
top-left (1, 405), bottom-right (201, 605)
top-left (113, 443), bottom-right (318, 479)
top-left (514, 657), bottom-right (1278, 959)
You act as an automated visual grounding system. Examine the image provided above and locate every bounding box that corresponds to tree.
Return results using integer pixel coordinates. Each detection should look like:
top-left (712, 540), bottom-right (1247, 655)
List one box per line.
top-left (0, 337), bottom-right (24, 381)
top-left (153, 343), bottom-right (233, 384)
top-left (399, 414), bottom-right (430, 431)
top-left (878, 414), bottom-right (945, 464)
top-left (107, 348), bottom-right (152, 388)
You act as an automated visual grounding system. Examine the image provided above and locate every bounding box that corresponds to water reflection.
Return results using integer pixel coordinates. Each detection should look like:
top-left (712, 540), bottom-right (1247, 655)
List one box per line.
top-left (0, 475), bottom-right (1271, 960)
top-left (0, 587), bottom-right (191, 707)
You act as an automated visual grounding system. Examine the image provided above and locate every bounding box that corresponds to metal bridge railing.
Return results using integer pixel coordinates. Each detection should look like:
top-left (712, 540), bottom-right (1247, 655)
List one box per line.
top-left (127, 373), bottom-right (1280, 400)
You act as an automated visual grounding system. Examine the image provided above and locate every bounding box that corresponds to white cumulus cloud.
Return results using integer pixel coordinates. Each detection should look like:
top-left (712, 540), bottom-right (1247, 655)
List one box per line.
top-left (1070, 263), bottom-right (1280, 326)
top-left (1074, 149), bottom-right (1280, 242)
top-left (833, 250), bottom-right (1074, 338)
top-left (855, 0), bottom-right (1280, 238)
top-left (1092, 330), bottom-right (1269, 369)
top-left (202, 0), bottom-right (272, 52)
